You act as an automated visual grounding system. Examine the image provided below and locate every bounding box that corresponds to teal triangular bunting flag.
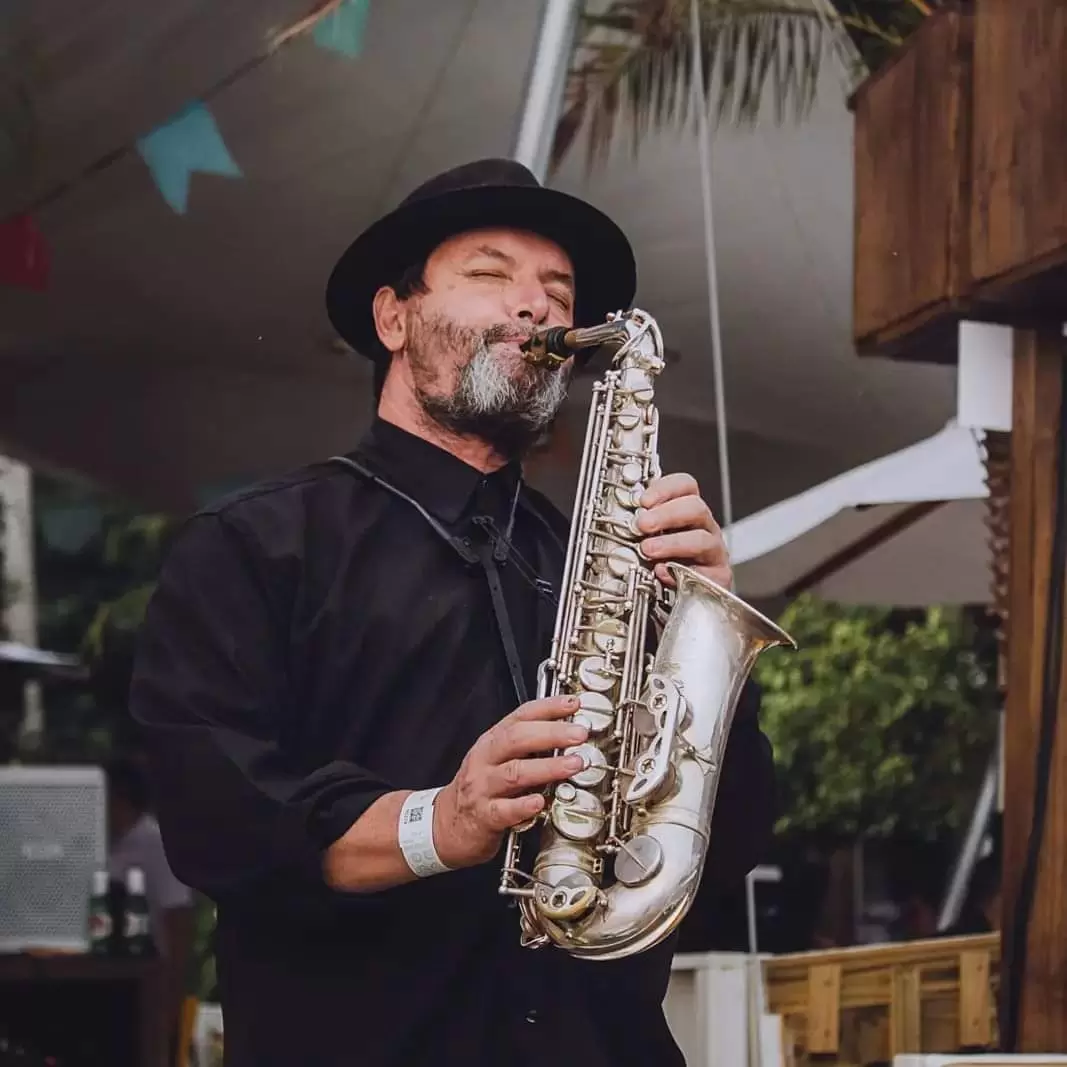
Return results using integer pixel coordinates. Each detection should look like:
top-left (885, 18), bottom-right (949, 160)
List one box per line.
top-left (312, 0), bottom-right (370, 59)
top-left (136, 102), bottom-right (242, 215)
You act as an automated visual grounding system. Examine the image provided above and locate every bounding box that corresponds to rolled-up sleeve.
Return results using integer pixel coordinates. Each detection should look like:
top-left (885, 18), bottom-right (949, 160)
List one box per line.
top-left (129, 512), bottom-right (393, 910)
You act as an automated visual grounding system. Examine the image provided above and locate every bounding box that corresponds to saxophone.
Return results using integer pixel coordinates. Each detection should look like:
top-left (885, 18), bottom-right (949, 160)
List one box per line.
top-left (497, 308), bottom-right (795, 960)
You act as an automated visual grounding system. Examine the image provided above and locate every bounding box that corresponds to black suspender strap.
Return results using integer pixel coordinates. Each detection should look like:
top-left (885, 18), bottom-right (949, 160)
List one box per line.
top-left (327, 454), bottom-right (532, 705)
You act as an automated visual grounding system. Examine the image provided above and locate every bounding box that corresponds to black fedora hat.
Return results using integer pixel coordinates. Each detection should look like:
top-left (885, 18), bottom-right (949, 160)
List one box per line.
top-left (325, 158), bottom-right (637, 363)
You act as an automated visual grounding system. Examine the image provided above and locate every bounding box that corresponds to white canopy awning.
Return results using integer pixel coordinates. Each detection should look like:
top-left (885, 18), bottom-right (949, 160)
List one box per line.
top-left (727, 422), bottom-right (992, 607)
top-left (0, 0), bottom-right (956, 515)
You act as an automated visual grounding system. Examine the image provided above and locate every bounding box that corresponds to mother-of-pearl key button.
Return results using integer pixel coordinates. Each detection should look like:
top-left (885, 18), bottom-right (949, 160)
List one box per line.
top-left (564, 743), bottom-right (608, 788)
top-left (578, 656), bottom-right (615, 693)
top-left (573, 691), bottom-right (613, 736)
top-left (550, 784), bottom-right (605, 842)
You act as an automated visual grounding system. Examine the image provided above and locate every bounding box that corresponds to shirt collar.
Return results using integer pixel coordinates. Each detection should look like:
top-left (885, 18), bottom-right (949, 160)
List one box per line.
top-left (351, 417), bottom-right (524, 528)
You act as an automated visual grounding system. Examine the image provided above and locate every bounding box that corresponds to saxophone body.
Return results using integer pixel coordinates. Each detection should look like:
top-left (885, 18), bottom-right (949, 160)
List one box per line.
top-left (498, 308), bottom-right (795, 961)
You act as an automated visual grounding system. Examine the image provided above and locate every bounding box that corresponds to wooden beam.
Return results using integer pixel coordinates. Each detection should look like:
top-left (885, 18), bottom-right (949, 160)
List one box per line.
top-left (1002, 326), bottom-right (1067, 1049)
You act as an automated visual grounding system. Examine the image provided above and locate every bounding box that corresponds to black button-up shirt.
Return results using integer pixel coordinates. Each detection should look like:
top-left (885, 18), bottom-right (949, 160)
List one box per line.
top-left (130, 417), bottom-right (776, 1067)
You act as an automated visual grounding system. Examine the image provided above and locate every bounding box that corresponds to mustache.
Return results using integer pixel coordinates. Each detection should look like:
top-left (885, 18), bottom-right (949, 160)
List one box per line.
top-left (481, 323), bottom-right (537, 347)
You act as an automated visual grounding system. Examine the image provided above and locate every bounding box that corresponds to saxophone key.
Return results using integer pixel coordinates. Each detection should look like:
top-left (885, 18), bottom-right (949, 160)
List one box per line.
top-left (607, 544), bottom-right (639, 578)
top-left (592, 617), bottom-right (628, 655)
top-left (612, 834), bottom-right (664, 888)
top-left (625, 674), bottom-right (685, 804)
top-left (614, 484), bottom-right (644, 511)
top-left (535, 881), bottom-right (599, 922)
top-left (563, 743), bottom-right (609, 789)
top-left (573, 691), bottom-right (614, 736)
top-left (577, 655), bottom-right (616, 693)
top-left (549, 783), bottom-right (606, 843)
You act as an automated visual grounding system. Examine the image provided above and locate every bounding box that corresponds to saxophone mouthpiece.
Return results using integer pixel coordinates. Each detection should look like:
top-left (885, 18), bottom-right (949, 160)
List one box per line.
top-left (520, 320), bottom-right (633, 370)
top-left (519, 327), bottom-right (573, 369)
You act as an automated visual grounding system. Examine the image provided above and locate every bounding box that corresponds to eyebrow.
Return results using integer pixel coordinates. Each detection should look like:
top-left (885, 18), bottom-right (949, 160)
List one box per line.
top-left (468, 245), bottom-right (574, 291)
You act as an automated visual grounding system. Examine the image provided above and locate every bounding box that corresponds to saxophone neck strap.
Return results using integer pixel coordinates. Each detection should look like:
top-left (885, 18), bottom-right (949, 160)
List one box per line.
top-left (327, 454), bottom-right (479, 564)
top-left (327, 453), bottom-right (530, 706)
top-left (474, 541), bottom-right (529, 705)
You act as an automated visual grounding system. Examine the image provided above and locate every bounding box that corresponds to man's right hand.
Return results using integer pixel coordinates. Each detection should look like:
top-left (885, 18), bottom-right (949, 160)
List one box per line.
top-left (433, 695), bottom-right (589, 869)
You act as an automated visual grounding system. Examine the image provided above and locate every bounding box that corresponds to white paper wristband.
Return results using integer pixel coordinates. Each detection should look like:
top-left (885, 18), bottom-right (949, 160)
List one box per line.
top-left (398, 787), bottom-right (451, 878)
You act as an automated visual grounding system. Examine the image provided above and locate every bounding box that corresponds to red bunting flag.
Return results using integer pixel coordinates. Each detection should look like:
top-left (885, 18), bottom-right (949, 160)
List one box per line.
top-left (0, 214), bottom-right (50, 291)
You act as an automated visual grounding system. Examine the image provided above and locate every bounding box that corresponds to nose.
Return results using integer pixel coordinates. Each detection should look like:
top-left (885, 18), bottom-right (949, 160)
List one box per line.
top-left (506, 279), bottom-right (551, 325)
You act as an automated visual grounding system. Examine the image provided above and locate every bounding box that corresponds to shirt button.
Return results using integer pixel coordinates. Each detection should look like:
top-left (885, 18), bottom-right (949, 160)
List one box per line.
top-left (525, 1009), bottom-right (538, 1024)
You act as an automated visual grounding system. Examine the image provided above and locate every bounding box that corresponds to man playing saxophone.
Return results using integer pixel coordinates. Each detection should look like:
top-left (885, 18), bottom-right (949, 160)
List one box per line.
top-left (129, 158), bottom-right (777, 1067)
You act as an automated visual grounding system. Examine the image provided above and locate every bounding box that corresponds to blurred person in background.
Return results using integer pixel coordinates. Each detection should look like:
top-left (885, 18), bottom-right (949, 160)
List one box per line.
top-left (105, 754), bottom-right (195, 1062)
top-left (128, 158), bottom-right (778, 1067)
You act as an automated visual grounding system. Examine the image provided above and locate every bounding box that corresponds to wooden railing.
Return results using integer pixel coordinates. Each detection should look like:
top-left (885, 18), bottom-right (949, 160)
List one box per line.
top-left (762, 933), bottom-right (999, 1065)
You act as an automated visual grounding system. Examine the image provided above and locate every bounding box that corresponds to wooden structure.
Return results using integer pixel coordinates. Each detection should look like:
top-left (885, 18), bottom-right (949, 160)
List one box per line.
top-left (0, 953), bottom-right (168, 1066)
top-left (763, 933), bottom-right (999, 1064)
top-left (852, 0), bottom-right (1067, 364)
top-left (850, 0), bottom-right (1067, 1052)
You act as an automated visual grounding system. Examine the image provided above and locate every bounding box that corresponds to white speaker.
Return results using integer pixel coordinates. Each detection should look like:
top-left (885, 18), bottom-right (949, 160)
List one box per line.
top-left (0, 765), bottom-right (106, 953)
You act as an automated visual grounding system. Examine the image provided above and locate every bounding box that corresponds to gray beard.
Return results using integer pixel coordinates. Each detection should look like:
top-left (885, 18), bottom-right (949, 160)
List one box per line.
top-left (407, 313), bottom-right (571, 459)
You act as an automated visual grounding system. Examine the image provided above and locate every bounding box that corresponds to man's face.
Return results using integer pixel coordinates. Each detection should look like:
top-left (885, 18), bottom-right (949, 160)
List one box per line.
top-left (377, 227), bottom-right (577, 458)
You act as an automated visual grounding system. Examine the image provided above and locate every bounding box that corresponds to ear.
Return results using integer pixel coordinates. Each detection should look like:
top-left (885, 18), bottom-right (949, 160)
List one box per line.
top-left (372, 286), bottom-right (407, 355)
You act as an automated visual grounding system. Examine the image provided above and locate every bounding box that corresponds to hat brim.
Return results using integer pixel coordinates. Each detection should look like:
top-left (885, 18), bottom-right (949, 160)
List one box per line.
top-left (325, 183), bottom-right (637, 363)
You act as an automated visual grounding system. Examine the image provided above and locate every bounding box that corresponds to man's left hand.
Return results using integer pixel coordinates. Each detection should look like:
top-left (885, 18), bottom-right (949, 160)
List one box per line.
top-left (636, 473), bottom-right (732, 590)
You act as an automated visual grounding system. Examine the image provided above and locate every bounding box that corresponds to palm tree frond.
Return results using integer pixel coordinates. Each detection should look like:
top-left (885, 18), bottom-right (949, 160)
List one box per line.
top-left (551, 1), bottom-right (835, 174)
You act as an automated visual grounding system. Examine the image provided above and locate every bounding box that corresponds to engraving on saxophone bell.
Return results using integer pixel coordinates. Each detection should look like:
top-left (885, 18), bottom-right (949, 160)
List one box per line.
top-left (498, 308), bottom-right (797, 961)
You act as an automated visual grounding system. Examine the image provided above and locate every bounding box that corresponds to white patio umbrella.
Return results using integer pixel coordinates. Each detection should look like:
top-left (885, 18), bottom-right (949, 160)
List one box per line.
top-left (726, 422), bottom-right (992, 607)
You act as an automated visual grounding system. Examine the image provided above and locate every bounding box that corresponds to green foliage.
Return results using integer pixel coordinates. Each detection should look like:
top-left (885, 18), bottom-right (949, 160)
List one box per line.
top-left (754, 595), bottom-right (1000, 842)
top-left (32, 474), bottom-right (176, 761)
top-left (191, 896), bottom-right (219, 1001)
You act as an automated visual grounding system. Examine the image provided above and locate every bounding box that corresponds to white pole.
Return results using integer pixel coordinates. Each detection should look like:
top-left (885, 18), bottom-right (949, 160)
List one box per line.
top-left (745, 865), bottom-right (782, 954)
top-left (0, 456), bottom-right (43, 751)
top-left (0, 458), bottom-right (38, 648)
top-left (936, 730), bottom-right (1002, 933)
top-left (512, 0), bottom-right (583, 182)
top-left (689, 0), bottom-right (734, 537)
